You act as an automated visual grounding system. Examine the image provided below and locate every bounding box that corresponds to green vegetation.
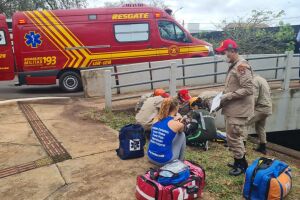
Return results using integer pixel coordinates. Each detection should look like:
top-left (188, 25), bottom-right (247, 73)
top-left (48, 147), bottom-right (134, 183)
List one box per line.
top-left (86, 109), bottom-right (300, 200)
top-left (84, 109), bottom-right (136, 131)
top-left (195, 10), bottom-right (296, 54)
top-left (186, 144), bottom-right (300, 200)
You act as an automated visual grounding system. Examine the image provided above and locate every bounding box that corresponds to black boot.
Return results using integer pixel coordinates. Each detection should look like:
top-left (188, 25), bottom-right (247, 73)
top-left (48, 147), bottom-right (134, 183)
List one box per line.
top-left (227, 141), bottom-right (247, 168)
top-left (228, 155), bottom-right (248, 169)
top-left (229, 156), bottom-right (248, 176)
top-left (254, 143), bottom-right (267, 154)
top-left (229, 158), bottom-right (243, 176)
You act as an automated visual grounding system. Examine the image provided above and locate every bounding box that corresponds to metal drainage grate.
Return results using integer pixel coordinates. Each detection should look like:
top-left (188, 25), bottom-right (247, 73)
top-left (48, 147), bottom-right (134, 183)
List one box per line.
top-left (18, 102), bottom-right (71, 163)
top-left (0, 157), bottom-right (53, 179)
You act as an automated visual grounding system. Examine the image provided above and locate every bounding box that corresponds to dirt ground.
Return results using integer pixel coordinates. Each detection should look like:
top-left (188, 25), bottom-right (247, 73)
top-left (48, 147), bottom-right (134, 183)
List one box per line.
top-left (0, 99), bottom-right (142, 200)
top-left (0, 98), bottom-right (215, 200)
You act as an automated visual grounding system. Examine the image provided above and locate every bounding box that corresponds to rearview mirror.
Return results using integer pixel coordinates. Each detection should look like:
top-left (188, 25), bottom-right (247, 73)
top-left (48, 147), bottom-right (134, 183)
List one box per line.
top-left (182, 34), bottom-right (191, 43)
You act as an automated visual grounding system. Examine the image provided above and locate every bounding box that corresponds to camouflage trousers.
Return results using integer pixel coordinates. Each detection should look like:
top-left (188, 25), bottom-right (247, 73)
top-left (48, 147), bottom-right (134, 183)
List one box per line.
top-left (225, 116), bottom-right (248, 159)
top-left (245, 111), bottom-right (269, 144)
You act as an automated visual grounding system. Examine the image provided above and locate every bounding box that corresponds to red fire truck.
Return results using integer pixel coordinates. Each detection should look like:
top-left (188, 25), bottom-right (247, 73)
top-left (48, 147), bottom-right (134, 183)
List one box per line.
top-left (0, 4), bottom-right (213, 92)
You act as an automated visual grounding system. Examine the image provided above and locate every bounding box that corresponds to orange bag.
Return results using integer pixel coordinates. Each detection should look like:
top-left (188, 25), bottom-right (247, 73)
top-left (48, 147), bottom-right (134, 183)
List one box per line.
top-left (268, 168), bottom-right (292, 199)
top-left (243, 157), bottom-right (292, 200)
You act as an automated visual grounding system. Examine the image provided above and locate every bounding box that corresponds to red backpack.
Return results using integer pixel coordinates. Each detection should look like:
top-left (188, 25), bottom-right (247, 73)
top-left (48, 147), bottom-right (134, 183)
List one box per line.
top-left (136, 160), bottom-right (205, 200)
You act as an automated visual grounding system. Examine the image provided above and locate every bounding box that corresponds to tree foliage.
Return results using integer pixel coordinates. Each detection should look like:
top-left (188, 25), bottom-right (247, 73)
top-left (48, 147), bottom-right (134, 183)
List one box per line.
top-left (196, 10), bottom-right (295, 54)
top-left (0, 0), bottom-right (87, 18)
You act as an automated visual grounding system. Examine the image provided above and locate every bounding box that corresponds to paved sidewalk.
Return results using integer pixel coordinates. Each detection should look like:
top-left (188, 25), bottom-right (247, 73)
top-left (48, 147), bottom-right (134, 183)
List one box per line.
top-left (0, 90), bottom-right (224, 200)
top-left (0, 99), bottom-right (163, 200)
top-left (0, 103), bottom-right (47, 170)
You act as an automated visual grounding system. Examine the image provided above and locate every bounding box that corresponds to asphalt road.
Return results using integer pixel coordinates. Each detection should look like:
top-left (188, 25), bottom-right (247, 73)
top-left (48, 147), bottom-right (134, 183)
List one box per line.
top-left (0, 78), bottom-right (83, 100)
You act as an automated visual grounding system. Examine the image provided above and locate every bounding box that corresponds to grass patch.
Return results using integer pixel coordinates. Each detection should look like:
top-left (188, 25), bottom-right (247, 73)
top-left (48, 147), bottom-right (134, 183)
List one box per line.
top-left (83, 109), bottom-right (136, 131)
top-left (85, 109), bottom-right (300, 200)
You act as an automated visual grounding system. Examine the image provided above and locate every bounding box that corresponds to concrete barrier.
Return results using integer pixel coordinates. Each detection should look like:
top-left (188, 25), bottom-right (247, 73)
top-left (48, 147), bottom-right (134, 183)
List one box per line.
top-left (182, 57), bottom-right (215, 86)
top-left (213, 88), bottom-right (300, 133)
top-left (268, 88), bottom-right (300, 132)
top-left (214, 59), bottom-right (228, 84)
top-left (246, 54), bottom-right (282, 79)
top-left (150, 59), bottom-right (183, 88)
top-left (290, 56), bottom-right (300, 79)
top-left (116, 62), bottom-right (151, 93)
top-left (81, 68), bottom-right (115, 98)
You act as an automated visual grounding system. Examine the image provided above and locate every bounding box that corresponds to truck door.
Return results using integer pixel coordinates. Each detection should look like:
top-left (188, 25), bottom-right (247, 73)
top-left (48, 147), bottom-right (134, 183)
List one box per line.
top-left (0, 15), bottom-right (14, 81)
top-left (153, 20), bottom-right (193, 60)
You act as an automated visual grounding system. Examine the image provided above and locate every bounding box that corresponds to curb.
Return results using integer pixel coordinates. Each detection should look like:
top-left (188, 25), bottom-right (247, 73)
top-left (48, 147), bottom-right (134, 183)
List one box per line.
top-left (248, 136), bottom-right (300, 160)
top-left (0, 97), bottom-right (71, 105)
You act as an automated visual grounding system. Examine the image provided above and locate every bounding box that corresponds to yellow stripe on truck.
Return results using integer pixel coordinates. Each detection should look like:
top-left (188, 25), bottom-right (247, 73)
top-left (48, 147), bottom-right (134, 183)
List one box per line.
top-left (25, 11), bottom-right (73, 68)
top-left (32, 11), bottom-right (80, 67)
top-left (41, 10), bottom-right (87, 68)
top-left (49, 10), bottom-right (92, 54)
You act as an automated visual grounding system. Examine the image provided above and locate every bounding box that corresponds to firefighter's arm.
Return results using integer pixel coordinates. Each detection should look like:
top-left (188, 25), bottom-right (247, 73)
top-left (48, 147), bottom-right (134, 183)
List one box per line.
top-left (169, 120), bottom-right (185, 133)
top-left (222, 64), bottom-right (253, 101)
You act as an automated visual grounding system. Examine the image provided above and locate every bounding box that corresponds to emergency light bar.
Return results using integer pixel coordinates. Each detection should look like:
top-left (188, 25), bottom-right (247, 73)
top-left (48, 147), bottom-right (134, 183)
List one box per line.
top-left (122, 3), bottom-right (146, 7)
top-left (155, 13), bottom-right (161, 18)
top-left (18, 19), bottom-right (26, 24)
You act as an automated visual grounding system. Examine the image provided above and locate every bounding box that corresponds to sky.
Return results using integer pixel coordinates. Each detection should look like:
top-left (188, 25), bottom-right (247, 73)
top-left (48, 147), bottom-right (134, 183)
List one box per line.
top-left (87, 0), bottom-right (300, 30)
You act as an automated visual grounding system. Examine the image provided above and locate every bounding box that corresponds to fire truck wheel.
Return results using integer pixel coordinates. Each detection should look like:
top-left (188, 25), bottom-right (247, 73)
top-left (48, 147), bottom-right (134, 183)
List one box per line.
top-left (59, 71), bottom-right (82, 92)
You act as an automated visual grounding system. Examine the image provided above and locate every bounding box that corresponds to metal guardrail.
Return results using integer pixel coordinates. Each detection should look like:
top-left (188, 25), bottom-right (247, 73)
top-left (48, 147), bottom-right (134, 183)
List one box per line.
top-left (177, 60), bottom-right (224, 68)
top-left (112, 78), bottom-right (170, 89)
top-left (177, 72), bottom-right (227, 81)
top-left (293, 54), bottom-right (300, 57)
top-left (254, 67), bottom-right (285, 72)
top-left (109, 55), bottom-right (289, 88)
top-left (111, 66), bottom-right (171, 76)
top-left (246, 54), bottom-right (286, 60)
top-left (100, 51), bottom-right (300, 109)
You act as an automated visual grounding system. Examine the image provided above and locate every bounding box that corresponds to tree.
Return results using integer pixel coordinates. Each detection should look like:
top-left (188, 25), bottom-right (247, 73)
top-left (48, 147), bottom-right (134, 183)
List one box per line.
top-left (0, 0), bottom-right (87, 18)
top-left (195, 10), bottom-right (295, 54)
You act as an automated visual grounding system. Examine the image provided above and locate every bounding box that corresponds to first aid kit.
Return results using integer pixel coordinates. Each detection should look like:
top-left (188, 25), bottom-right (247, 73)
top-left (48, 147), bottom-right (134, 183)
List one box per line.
top-left (136, 160), bottom-right (205, 200)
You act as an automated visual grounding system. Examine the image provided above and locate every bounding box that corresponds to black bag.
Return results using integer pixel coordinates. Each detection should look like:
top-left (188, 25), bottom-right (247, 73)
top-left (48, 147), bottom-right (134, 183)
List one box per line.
top-left (185, 109), bottom-right (217, 147)
top-left (178, 101), bottom-right (190, 116)
top-left (116, 124), bottom-right (146, 160)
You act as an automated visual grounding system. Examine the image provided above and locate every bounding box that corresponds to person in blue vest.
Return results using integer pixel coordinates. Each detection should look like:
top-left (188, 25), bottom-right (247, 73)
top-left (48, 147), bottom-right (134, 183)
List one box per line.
top-left (147, 97), bottom-right (186, 166)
